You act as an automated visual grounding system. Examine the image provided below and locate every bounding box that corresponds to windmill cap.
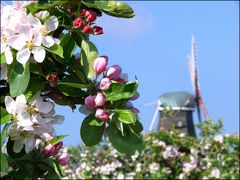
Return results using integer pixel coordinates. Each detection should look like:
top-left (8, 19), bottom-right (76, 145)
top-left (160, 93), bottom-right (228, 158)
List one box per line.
top-left (158, 91), bottom-right (195, 110)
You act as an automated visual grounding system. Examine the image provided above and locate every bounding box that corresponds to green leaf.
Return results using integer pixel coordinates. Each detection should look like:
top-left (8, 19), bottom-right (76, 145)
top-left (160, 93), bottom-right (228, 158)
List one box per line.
top-left (30, 63), bottom-right (44, 76)
top-left (49, 135), bottom-right (67, 145)
top-left (68, 64), bottom-right (89, 85)
top-left (1, 123), bottom-right (11, 148)
top-left (82, 0), bottom-right (135, 18)
top-left (0, 107), bottom-right (12, 124)
top-left (60, 77), bottom-right (88, 89)
top-left (57, 83), bottom-right (85, 97)
top-left (1, 53), bottom-right (6, 64)
top-left (26, 77), bottom-right (45, 92)
top-left (0, 153), bottom-right (8, 176)
top-left (108, 122), bottom-right (144, 155)
top-left (89, 119), bottom-right (104, 126)
top-left (8, 61), bottom-right (30, 97)
top-left (46, 44), bottom-right (63, 58)
top-left (129, 120), bottom-right (143, 133)
top-left (113, 109), bottom-right (137, 124)
top-left (27, 1), bottom-right (68, 13)
top-left (80, 114), bottom-right (105, 146)
top-left (60, 33), bottom-right (76, 61)
top-left (104, 81), bottom-right (138, 101)
top-left (80, 39), bottom-right (98, 79)
top-left (6, 140), bottom-right (26, 159)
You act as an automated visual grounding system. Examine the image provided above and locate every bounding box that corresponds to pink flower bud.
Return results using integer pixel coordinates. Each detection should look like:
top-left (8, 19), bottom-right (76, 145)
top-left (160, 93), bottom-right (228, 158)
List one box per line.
top-left (114, 78), bottom-right (126, 83)
top-left (80, 9), bottom-right (87, 15)
top-left (43, 144), bottom-right (56, 156)
top-left (159, 127), bottom-right (165, 131)
top-left (95, 93), bottom-right (106, 107)
top-left (58, 153), bottom-right (70, 166)
top-left (100, 77), bottom-right (111, 90)
top-left (92, 26), bottom-right (103, 35)
top-left (93, 56), bottom-right (108, 75)
top-left (131, 91), bottom-right (140, 100)
top-left (85, 10), bottom-right (97, 22)
top-left (46, 73), bottom-right (58, 87)
top-left (54, 141), bottom-right (63, 151)
top-left (95, 108), bottom-right (109, 122)
top-left (82, 24), bottom-right (92, 34)
top-left (131, 107), bottom-right (140, 114)
top-left (73, 17), bottom-right (83, 28)
top-left (106, 65), bottom-right (122, 79)
top-left (84, 95), bottom-right (96, 109)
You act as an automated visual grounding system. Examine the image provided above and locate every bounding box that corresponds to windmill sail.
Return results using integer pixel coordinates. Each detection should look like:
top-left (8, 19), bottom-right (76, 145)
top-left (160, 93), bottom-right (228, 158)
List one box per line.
top-left (187, 36), bottom-right (209, 121)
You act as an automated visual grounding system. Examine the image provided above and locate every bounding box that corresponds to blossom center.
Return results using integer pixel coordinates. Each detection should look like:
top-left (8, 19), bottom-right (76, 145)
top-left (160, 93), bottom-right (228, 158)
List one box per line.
top-left (12, 115), bottom-right (18, 122)
top-left (41, 27), bottom-right (48, 36)
top-left (27, 106), bottom-right (37, 115)
top-left (20, 131), bottom-right (29, 138)
top-left (2, 36), bottom-right (8, 44)
top-left (26, 41), bottom-right (34, 50)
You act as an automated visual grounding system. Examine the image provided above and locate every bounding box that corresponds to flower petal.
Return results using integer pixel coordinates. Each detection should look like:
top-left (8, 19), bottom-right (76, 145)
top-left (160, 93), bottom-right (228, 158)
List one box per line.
top-left (8, 35), bottom-right (25, 50)
top-left (45, 16), bottom-right (58, 32)
top-left (16, 94), bottom-right (27, 105)
top-left (5, 46), bottom-right (13, 64)
top-left (42, 36), bottom-right (55, 48)
top-left (50, 115), bottom-right (64, 124)
top-left (31, 47), bottom-right (45, 63)
top-left (18, 25), bottom-right (33, 41)
top-left (5, 96), bottom-right (16, 114)
top-left (24, 137), bottom-right (35, 153)
top-left (13, 138), bottom-right (24, 153)
top-left (38, 101), bottom-right (54, 114)
top-left (16, 48), bottom-right (30, 64)
top-left (27, 13), bottom-right (41, 28)
top-left (36, 10), bottom-right (49, 20)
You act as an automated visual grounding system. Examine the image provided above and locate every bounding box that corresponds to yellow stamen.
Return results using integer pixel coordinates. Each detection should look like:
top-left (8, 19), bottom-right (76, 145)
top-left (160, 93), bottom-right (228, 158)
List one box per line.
top-left (12, 115), bottom-right (18, 122)
top-left (2, 36), bottom-right (8, 44)
top-left (41, 27), bottom-right (48, 36)
top-left (26, 41), bottom-right (34, 50)
top-left (27, 106), bottom-right (37, 115)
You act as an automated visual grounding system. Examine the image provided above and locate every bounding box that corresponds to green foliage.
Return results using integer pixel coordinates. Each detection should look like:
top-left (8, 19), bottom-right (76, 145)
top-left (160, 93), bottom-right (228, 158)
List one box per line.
top-left (59, 33), bottom-right (77, 62)
top-left (49, 135), bottom-right (67, 145)
top-left (8, 61), bottom-right (30, 97)
top-left (104, 81), bottom-right (138, 101)
top-left (0, 153), bottom-right (8, 176)
top-left (113, 109), bottom-right (137, 124)
top-left (0, 107), bottom-right (12, 124)
top-left (80, 114), bottom-right (105, 146)
top-left (45, 44), bottom-right (64, 58)
top-left (82, 0), bottom-right (135, 18)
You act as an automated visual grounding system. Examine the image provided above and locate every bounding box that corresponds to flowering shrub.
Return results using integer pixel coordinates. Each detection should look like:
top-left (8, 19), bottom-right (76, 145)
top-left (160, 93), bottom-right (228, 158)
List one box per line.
top-left (63, 120), bottom-right (239, 179)
top-left (1, 0), bottom-right (143, 178)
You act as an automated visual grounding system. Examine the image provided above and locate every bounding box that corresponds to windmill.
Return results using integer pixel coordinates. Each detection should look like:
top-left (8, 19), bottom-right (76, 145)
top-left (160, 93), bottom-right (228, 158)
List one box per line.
top-left (187, 36), bottom-right (209, 123)
top-left (148, 36), bottom-right (208, 135)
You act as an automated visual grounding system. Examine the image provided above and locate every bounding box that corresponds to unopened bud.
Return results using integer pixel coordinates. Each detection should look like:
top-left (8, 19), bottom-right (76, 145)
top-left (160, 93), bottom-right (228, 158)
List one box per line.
top-left (43, 144), bottom-right (56, 156)
top-left (106, 65), bottom-right (122, 79)
top-left (93, 56), bottom-right (108, 75)
top-left (95, 108), bottom-right (109, 122)
top-left (46, 73), bottom-right (58, 87)
top-left (82, 24), bottom-right (92, 34)
top-left (73, 17), bottom-right (83, 28)
top-left (85, 10), bottom-right (97, 22)
top-left (95, 93), bottom-right (106, 107)
top-left (92, 26), bottom-right (103, 35)
top-left (100, 77), bottom-right (111, 90)
top-left (58, 153), bottom-right (70, 166)
top-left (84, 95), bottom-right (96, 109)
top-left (54, 141), bottom-right (63, 151)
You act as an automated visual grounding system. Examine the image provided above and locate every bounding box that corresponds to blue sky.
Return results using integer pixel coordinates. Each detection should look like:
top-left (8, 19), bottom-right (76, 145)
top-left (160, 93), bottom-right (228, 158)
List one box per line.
top-left (4, 1), bottom-right (239, 145)
top-left (55, 1), bottom-right (239, 145)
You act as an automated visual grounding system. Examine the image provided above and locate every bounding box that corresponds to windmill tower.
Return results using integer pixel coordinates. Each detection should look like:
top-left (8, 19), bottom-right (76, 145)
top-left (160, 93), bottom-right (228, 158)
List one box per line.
top-left (149, 36), bottom-right (208, 136)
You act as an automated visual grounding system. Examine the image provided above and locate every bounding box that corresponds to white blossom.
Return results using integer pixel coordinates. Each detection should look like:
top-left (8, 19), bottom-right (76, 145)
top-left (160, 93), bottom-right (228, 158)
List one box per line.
top-left (210, 168), bottom-right (220, 178)
top-left (214, 135), bottom-right (224, 143)
top-left (149, 162), bottom-right (159, 173)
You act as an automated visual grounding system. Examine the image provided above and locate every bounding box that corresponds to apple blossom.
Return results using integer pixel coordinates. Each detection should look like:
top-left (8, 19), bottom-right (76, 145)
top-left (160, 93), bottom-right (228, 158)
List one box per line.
top-left (95, 108), bottom-right (109, 122)
top-left (100, 77), bottom-right (111, 90)
top-left (106, 65), bottom-right (122, 79)
top-left (44, 144), bottom-right (56, 156)
top-left (58, 153), bottom-right (70, 166)
top-left (93, 26), bottom-right (103, 35)
top-left (1, 28), bottom-right (15, 64)
top-left (93, 56), bottom-right (108, 75)
top-left (95, 93), bottom-right (106, 107)
top-left (85, 10), bottom-right (97, 22)
top-left (73, 17), bottom-right (83, 28)
top-left (84, 95), bottom-right (96, 109)
top-left (82, 24), bottom-right (92, 34)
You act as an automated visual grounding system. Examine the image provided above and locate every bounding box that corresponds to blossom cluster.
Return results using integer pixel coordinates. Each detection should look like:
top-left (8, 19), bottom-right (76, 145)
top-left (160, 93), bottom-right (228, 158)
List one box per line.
top-left (80, 56), bottom-right (140, 122)
top-left (73, 9), bottom-right (103, 35)
top-left (1, 1), bottom-right (58, 65)
top-left (5, 92), bottom-right (64, 153)
top-left (62, 120), bottom-right (240, 179)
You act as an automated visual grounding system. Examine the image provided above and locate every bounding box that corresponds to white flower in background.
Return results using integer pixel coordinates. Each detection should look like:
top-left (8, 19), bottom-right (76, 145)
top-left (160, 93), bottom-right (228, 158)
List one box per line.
top-left (136, 163), bottom-right (142, 172)
top-left (182, 162), bottom-right (196, 174)
top-left (28, 13), bottom-right (59, 48)
top-left (117, 173), bottom-right (124, 180)
top-left (163, 145), bottom-right (179, 159)
top-left (159, 141), bottom-right (166, 148)
top-left (179, 133), bottom-right (185, 137)
top-left (210, 168), bottom-right (220, 178)
top-left (149, 162), bottom-right (159, 174)
top-left (207, 162), bottom-right (212, 168)
top-left (214, 135), bottom-right (223, 143)
top-left (179, 173), bottom-right (185, 179)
